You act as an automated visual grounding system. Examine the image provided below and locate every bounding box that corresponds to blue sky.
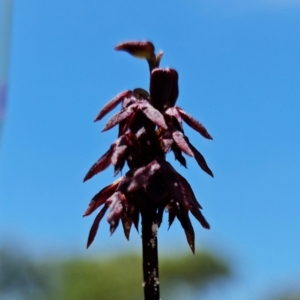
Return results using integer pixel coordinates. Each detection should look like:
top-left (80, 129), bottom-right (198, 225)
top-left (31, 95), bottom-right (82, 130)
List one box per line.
top-left (0, 1), bottom-right (300, 299)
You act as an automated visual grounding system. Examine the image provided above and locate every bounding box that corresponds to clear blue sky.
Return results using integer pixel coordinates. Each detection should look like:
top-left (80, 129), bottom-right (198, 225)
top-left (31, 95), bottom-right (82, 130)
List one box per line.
top-left (0, 1), bottom-right (300, 299)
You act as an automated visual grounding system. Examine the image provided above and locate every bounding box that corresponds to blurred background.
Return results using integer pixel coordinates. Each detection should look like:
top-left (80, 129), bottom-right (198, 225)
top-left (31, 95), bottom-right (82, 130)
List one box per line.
top-left (0, 0), bottom-right (300, 299)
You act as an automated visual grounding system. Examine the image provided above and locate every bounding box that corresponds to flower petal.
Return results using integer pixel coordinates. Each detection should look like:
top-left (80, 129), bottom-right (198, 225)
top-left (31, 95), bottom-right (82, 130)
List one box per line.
top-left (121, 214), bottom-right (132, 240)
top-left (83, 179), bottom-right (121, 217)
top-left (83, 144), bottom-right (115, 182)
top-left (176, 208), bottom-right (195, 253)
top-left (175, 173), bottom-right (202, 209)
top-left (127, 160), bottom-right (161, 192)
top-left (177, 106), bottom-right (213, 140)
top-left (106, 192), bottom-right (126, 235)
top-left (87, 206), bottom-right (108, 248)
top-left (118, 119), bottom-right (128, 137)
top-left (157, 205), bottom-right (164, 228)
top-left (109, 219), bottom-right (120, 235)
top-left (162, 138), bottom-right (174, 153)
top-left (131, 206), bottom-right (140, 232)
top-left (189, 205), bottom-right (210, 229)
top-left (188, 141), bottom-right (214, 177)
top-left (139, 101), bottom-right (168, 130)
top-left (111, 139), bottom-right (129, 176)
top-left (172, 131), bottom-right (194, 157)
top-left (156, 198), bottom-right (170, 227)
top-left (113, 133), bottom-right (142, 175)
top-left (165, 107), bottom-right (182, 128)
top-left (102, 104), bottom-right (137, 132)
top-left (158, 162), bottom-right (190, 209)
top-left (167, 202), bottom-right (176, 229)
top-left (127, 110), bottom-right (152, 135)
top-left (172, 146), bottom-right (187, 168)
top-left (94, 90), bottom-right (132, 122)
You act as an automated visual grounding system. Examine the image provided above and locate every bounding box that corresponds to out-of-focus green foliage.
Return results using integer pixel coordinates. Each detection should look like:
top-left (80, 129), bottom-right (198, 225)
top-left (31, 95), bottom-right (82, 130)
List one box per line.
top-left (271, 292), bottom-right (300, 300)
top-left (160, 250), bottom-right (230, 288)
top-left (0, 245), bottom-right (231, 300)
top-left (0, 246), bottom-right (57, 300)
top-left (59, 254), bottom-right (143, 300)
top-left (58, 251), bottom-right (231, 300)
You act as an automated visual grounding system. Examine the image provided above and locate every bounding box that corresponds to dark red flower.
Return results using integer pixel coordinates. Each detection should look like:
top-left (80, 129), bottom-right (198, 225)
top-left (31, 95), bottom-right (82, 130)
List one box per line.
top-left (84, 41), bottom-right (213, 253)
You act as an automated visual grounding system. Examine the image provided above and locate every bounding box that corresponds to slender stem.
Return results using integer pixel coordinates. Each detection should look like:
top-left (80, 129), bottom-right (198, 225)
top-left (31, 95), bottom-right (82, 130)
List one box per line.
top-left (141, 206), bottom-right (160, 300)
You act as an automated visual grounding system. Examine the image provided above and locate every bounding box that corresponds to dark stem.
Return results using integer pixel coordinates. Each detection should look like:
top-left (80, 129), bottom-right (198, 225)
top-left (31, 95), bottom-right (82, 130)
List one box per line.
top-left (141, 205), bottom-right (160, 300)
